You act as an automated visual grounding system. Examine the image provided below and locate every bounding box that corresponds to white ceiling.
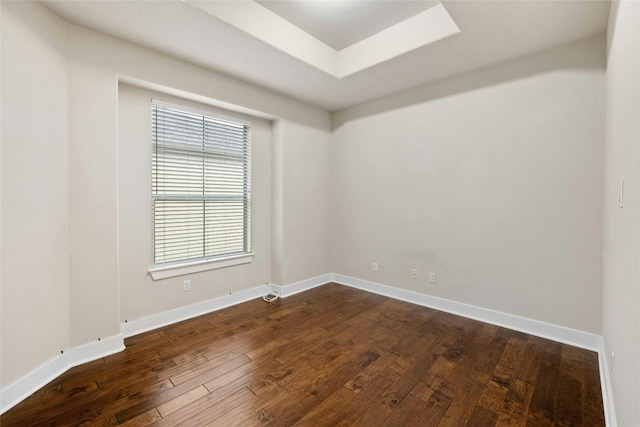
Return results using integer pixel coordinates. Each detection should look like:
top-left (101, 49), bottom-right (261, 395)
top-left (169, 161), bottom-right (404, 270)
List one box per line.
top-left (255, 0), bottom-right (440, 51)
top-left (43, 1), bottom-right (610, 112)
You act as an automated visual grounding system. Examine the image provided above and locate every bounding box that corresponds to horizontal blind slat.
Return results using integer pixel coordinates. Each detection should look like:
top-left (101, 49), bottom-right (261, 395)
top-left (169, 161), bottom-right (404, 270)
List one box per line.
top-left (152, 103), bottom-right (251, 265)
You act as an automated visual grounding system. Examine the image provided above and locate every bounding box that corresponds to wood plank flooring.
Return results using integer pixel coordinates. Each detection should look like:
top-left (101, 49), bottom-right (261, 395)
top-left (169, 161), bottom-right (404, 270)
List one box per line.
top-left (1, 283), bottom-right (605, 426)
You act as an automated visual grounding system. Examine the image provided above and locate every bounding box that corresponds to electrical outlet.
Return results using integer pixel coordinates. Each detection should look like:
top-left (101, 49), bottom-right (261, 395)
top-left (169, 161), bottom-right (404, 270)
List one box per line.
top-left (183, 280), bottom-right (191, 292)
top-left (373, 262), bottom-right (378, 272)
top-left (411, 269), bottom-right (418, 279)
top-left (429, 272), bottom-right (436, 283)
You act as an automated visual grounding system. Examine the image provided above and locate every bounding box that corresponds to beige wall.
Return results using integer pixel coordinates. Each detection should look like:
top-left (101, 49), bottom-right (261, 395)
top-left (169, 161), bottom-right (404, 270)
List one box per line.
top-left (66, 18), bottom-right (331, 339)
top-left (271, 120), bottom-right (285, 285)
top-left (332, 36), bottom-right (605, 334)
top-left (1, 1), bottom-right (331, 388)
top-left (603, 1), bottom-right (640, 425)
top-left (269, 119), bottom-right (331, 286)
top-left (1, 2), bottom-right (70, 386)
top-left (281, 121), bottom-right (332, 284)
top-left (118, 85), bottom-right (273, 321)
top-left (67, 41), bottom-right (121, 347)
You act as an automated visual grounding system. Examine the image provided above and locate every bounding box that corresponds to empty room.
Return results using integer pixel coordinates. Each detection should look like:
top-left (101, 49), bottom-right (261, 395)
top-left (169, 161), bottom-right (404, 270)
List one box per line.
top-left (1, 0), bottom-right (638, 425)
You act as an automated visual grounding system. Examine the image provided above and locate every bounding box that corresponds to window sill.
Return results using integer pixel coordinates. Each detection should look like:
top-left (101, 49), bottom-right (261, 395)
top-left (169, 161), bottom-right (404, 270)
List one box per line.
top-left (148, 253), bottom-right (254, 280)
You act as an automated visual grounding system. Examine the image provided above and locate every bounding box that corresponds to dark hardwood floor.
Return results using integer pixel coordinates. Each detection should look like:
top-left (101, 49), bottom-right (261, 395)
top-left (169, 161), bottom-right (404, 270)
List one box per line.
top-left (1, 283), bottom-right (605, 426)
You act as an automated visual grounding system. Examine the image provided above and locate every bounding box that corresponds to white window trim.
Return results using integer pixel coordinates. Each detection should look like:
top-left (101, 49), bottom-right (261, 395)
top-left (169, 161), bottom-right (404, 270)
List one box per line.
top-left (148, 253), bottom-right (254, 280)
top-left (150, 98), bottom-right (253, 273)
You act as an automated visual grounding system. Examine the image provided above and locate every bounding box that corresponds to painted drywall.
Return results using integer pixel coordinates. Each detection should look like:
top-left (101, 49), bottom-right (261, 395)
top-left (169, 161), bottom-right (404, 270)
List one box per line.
top-left (271, 119), bottom-right (285, 286)
top-left (0, 1), bottom-right (70, 387)
top-left (332, 36), bottom-right (605, 334)
top-left (118, 85), bottom-right (273, 321)
top-left (67, 39), bottom-right (122, 348)
top-left (603, 1), bottom-right (640, 425)
top-left (1, 0), bottom-right (330, 390)
top-left (64, 16), bottom-right (330, 342)
top-left (281, 121), bottom-right (332, 285)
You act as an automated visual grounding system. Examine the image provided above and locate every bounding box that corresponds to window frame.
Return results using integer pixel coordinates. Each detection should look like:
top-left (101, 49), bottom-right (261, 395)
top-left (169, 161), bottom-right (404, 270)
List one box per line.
top-left (148, 100), bottom-right (253, 280)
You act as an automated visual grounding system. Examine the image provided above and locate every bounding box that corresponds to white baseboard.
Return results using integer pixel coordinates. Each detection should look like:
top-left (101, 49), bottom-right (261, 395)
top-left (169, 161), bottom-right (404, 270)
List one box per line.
top-left (0, 333), bottom-right (124, 415)
top-left (270, 273), bottom-right (332, 298)
top-left (331, 273), bottom-right (602, 351)
top-left (122, 284), bottom-right (270, 338)
top-left (121, 275), bottom-right (333, 340)
top-left (598, 341), bottom-right (617, 427)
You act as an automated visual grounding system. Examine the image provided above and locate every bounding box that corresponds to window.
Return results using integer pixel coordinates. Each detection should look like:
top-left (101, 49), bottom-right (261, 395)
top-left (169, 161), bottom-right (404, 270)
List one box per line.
top-left (151, 102), bottom-right (251, 271)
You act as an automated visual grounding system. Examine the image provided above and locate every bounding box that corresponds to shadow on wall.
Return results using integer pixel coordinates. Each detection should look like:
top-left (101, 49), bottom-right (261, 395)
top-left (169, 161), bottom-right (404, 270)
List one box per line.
top-left (333, 35), bottom-right (605, 130)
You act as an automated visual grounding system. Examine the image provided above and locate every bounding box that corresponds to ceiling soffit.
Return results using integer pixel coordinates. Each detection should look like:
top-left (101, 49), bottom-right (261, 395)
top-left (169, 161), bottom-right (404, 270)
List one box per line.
top-left (185, 0), bottom-right (460, 78)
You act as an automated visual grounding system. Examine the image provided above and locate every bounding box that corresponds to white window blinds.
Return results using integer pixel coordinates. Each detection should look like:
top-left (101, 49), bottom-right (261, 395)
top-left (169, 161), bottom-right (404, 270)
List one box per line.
top-left (152, 103), bottom-right (251, 266)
